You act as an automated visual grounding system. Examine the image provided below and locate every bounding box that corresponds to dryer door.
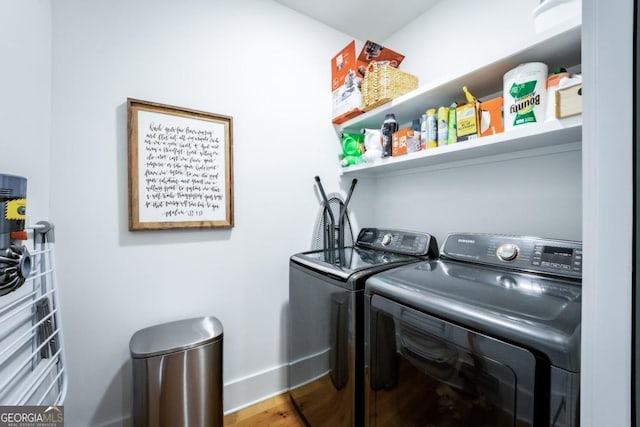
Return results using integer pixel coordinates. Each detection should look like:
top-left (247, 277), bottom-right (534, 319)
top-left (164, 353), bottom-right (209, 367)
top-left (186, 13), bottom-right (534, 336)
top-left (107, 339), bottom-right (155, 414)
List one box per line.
top-left (367, 295), bottom-right (539, 427)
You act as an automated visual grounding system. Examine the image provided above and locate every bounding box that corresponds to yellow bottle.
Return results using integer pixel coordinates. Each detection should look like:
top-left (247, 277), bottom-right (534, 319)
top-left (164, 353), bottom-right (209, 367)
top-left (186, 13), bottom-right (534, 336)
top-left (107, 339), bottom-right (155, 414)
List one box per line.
top-left (426, 108), bottom-right (437, 149)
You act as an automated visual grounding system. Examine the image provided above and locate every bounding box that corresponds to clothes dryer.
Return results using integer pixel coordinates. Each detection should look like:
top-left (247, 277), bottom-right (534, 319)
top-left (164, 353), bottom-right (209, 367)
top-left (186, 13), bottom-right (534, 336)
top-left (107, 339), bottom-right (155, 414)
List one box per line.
top-left (365, 233), bottom-right (582, 427)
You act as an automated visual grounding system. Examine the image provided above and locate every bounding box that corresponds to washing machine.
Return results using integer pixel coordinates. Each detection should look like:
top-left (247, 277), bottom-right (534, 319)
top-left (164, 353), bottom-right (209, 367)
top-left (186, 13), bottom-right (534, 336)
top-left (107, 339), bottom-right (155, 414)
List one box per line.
top-left (288, 228), bottom-right (438, 427)
top-left (365, 233), bottom-right (582, 427)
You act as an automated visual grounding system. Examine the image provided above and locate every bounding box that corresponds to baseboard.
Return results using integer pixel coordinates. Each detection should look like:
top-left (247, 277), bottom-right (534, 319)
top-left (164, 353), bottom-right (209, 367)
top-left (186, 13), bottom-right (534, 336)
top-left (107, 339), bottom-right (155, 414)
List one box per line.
top-left (288, 347), bottom-right (330, 390)
top-left (223, 363), bottom-right (288, 415)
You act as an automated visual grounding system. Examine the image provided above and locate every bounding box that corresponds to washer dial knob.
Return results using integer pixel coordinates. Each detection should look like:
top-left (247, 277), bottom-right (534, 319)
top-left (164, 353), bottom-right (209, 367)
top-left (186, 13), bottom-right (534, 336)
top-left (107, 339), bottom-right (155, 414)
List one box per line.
top-left (381, 233), bottom-right (392, 246)
top-left (497, 243), bottom-right (519, 261)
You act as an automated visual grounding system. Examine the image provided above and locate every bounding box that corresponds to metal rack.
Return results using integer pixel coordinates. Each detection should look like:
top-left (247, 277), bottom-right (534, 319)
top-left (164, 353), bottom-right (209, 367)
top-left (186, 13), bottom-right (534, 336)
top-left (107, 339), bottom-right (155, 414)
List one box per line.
top-left (0, 222), bottom-right (66, 405)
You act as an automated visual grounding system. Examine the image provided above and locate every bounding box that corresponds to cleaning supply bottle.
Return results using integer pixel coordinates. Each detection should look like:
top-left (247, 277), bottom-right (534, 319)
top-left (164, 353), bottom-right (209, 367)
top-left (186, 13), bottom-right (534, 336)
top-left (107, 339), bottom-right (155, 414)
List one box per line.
top-left (420, 114), bottom-right (428, 150)
top-left (426, 109), bottom-right (437, 149)
top-left (463, 86), bottom-right (476, 104)
top-left (381, 114), bottom-right (398, 158)
top-left (410, 119), bottom-right (422, 152)
top-left (448, 102), bottom-right (457, 144)
top-left (437, 106), bottom-right (449, 145)
top-left (340, 133), bottom-right (364, 167)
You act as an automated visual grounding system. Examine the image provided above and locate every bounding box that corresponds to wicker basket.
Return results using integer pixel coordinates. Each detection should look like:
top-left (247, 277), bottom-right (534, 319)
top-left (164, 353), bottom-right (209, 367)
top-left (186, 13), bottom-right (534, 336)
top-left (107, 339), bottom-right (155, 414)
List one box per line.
top-left (361, 61), bottom-right (419, 112)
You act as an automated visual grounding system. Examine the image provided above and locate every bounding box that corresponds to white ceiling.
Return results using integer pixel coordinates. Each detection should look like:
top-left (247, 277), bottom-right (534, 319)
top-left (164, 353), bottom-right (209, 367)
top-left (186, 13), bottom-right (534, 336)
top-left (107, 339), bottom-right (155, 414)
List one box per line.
top-left (273, 0), bottom-right (440, 42)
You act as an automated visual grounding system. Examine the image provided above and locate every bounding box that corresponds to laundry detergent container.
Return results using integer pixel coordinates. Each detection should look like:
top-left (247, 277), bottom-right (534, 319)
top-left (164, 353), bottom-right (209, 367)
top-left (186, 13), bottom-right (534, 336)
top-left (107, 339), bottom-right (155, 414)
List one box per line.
top-left (130, 316), bottom-right (223, 427)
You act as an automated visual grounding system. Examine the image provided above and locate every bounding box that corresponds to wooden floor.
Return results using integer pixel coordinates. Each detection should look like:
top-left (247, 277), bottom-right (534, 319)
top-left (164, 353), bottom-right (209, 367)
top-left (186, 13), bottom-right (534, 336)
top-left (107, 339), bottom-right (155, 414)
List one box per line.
top-left (224, 393), bottom-right (305, 427)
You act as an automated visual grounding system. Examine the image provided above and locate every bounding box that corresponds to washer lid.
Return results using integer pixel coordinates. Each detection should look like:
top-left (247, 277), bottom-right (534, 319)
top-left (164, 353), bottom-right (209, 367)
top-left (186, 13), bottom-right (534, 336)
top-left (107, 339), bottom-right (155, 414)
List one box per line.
top-left (291, 246), bottom-right (420, 280)
top-left (129, 316), bottom-right (223, 358)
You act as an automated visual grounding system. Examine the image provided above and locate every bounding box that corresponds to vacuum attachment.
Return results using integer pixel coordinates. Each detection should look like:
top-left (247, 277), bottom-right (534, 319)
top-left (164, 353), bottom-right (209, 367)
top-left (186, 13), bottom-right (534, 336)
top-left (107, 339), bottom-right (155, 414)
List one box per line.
top-left (0, 174), bottom-right (31, 296)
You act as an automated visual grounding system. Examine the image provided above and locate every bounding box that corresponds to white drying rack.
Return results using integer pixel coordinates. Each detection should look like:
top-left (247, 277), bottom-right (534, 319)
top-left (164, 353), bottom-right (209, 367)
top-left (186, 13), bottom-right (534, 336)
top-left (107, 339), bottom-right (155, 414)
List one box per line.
top-left (0, 222), bottom-right (67, 405)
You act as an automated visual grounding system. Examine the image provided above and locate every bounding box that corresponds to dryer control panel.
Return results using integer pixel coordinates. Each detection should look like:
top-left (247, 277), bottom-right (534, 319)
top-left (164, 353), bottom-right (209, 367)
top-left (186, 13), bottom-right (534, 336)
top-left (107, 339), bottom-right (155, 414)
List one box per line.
top-left (441, 233), bottom-right (582, 280)
top-left (356, 228), bottom-right (439, 258)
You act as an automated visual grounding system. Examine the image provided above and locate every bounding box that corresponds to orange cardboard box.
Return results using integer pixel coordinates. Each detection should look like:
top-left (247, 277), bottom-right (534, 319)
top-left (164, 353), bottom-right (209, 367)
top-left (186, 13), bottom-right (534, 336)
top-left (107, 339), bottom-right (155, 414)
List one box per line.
top-left (357, 40), bottom-right (405, 68)
top-left (331, 41), bottom-right (368, 124)
top-left (331, 40), bottom-right (406, 125)
top-left (479, 96), bottom-right (504, 137)
top-left (392, 128), bottom-right (420, 156)
top-left (391, 129), bottom-right (408, 157)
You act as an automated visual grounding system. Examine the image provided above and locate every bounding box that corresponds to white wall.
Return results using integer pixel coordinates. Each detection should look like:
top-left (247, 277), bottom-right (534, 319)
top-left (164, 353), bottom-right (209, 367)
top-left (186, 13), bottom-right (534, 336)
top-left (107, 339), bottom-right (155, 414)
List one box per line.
top-left (387, 0), bottom-right (541, 85)
top-left (49, 1), bottom-right (359, 425)
top-left (372, 150), bottom-right (581, 243)
top-left (0, 0), bottom-right (51, 222)
top-left (371, 0), bottom-right (582, 245)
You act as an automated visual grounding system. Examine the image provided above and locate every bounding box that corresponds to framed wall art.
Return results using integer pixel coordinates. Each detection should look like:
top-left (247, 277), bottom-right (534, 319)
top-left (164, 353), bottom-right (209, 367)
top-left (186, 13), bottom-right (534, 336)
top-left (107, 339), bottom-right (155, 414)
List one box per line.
top-left (127, 98), bottom-right (234, 230)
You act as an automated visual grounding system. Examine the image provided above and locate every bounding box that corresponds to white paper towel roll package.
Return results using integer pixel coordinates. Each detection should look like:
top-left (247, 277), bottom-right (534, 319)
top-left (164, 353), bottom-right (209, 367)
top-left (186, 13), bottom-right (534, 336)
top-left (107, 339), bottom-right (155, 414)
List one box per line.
top-left (503, 62), bottom-right (548, 132)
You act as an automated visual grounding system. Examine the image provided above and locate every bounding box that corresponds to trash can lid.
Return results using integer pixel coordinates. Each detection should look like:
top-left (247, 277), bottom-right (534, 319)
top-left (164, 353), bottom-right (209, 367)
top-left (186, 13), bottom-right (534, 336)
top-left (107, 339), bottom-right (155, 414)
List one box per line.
top-left (129, 316), bottom-right (223, 358)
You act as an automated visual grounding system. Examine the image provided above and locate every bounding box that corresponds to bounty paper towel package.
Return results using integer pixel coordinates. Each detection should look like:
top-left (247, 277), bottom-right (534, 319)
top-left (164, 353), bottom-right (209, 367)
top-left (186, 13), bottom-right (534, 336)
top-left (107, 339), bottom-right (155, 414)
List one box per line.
top-left (503, 62), bottom-right (548, 131)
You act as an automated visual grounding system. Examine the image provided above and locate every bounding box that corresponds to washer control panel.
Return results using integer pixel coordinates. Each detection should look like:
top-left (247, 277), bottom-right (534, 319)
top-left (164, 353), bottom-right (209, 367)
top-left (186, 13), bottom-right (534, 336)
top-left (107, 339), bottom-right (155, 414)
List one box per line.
top-left (356, 228), bottom-right (438, 257)
top-left (441, 233), bottom-right (582, 279)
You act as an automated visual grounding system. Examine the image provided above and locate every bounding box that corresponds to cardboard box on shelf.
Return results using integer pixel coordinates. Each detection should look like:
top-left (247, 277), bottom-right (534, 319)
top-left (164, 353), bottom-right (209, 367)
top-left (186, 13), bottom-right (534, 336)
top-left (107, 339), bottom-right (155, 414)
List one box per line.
top-left (455, 102), bottom-right (479, 142)
top-left (392, 128), bottom-right (420, 157)
top-left (555, 83), bottom-right (582, 118)
top-left (479, 96), bottom-right (504, 137)
top-left (331, 41), bottom-right (367, 124)
top-left (331, 40), bottom-right (406, 125)
top-left (357, 40), bottom-right (405, 68)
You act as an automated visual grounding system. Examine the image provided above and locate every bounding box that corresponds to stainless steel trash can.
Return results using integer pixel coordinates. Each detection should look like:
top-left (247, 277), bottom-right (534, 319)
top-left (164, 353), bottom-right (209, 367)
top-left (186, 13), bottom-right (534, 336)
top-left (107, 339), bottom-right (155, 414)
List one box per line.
top-left (129, 316), bottom-right (223, 427)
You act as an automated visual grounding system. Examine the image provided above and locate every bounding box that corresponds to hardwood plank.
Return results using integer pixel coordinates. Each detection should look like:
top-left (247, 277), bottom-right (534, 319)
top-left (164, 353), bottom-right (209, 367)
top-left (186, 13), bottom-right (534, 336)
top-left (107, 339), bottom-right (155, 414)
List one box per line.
top-left (224, 393), bottom-right (305, 427)
top-left (288, 374), bottom-right (352, 426)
